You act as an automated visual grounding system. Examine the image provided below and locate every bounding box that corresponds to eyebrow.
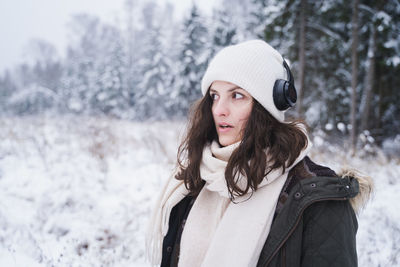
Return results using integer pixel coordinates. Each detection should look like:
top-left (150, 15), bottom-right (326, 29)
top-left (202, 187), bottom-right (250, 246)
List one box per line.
top-left (209, 86), bottom-right (242, 93)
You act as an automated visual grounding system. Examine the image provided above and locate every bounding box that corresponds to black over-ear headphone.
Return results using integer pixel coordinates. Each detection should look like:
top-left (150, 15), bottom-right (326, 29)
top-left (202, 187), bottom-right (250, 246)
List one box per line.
top-left (273, 59), bottom-right (297, 110)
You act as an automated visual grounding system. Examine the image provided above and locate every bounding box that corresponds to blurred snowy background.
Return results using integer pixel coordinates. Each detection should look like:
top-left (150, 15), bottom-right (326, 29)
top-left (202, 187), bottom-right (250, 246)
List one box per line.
top-left (0, 0), bottom-right (399, 266)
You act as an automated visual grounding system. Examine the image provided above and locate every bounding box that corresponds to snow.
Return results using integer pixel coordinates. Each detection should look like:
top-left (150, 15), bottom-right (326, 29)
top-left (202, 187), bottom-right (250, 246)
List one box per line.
top-left (325, 122), bottom-right (333, 131)
top-left (337, 122), bottom-right (346, 133)
top-left (0, 116), bottom-right (184, 266)
top-left (382, 135), bottom-right (400, 159)
top-left (389, 56), bottom-right (400, 67)
top-left (0, 116), bottom-right (399, 266)
top-left (7, 84), bottom-right (59, 105)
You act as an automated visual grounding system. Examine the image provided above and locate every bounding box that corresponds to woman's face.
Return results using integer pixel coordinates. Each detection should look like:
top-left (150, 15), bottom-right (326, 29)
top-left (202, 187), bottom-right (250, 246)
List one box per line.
top-left (210, 81), bottom-right (253, 147)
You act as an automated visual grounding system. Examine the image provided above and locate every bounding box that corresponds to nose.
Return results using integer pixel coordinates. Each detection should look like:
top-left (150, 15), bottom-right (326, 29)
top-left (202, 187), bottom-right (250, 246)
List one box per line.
top-left (213, 98), bottom-right (230, 117)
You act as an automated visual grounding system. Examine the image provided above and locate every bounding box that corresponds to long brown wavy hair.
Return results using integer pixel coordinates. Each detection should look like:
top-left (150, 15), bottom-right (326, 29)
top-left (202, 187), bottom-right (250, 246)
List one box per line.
top-left (176, 89), bottom-right (309, 200)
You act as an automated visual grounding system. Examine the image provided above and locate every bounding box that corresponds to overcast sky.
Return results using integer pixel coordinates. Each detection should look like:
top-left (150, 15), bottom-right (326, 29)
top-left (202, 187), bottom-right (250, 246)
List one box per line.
top-left (0, 0), bottom-right (216, 73)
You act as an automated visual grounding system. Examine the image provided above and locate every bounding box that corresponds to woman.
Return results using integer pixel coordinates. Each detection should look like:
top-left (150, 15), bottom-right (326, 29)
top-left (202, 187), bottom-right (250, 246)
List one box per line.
top-left (146, 40), bottom-right (371, 267)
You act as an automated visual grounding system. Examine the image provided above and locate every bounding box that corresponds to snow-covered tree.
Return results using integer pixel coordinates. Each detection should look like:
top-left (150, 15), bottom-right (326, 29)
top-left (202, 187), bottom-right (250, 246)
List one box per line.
top-left (209, 4), bottom-right (238, 54)
top-left (90, 24), bottom-right (128, 117)
top-left (0, 0), bottom-right (398, 143)
top-left (62, 14), bottom-right (129, 117)
top-left (135, 1), bottom-right (175, 120)
top-left (170, 4), bottom-right (209, 118)
top-left (357, 0), bottom-right (400, 140)
top-left (5, 40), bottom-right (63, 115)
top-left (0, 70), bottom-right (17, 114)
top-left (61, 14), bottom-right (102, 114)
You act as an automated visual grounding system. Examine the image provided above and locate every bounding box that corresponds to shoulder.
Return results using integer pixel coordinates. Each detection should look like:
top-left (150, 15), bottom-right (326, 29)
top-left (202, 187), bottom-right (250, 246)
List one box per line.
top-left (282, 156), bottom-right (337, 197)
top-left (284, 157), bottom-right (359, 240)
top-left (296, 156), bottom-right (373, 213)
top-left (280, 155), bottom-right (373, 216)
top-left (290, 156), bottom-right (361, 201)
top-left (266, 157), bottom-right (360, 266)
top-left (275, 156), bottom-right (363, 216)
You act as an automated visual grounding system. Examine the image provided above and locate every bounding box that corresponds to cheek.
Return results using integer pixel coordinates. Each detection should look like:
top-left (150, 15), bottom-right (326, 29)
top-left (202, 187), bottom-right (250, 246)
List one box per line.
top-left (239, 111), bottom-right (251, 121)
top-left (211, 105), bottom-right (216, 119)
top-left (237, 104), bottom-right (253, 122)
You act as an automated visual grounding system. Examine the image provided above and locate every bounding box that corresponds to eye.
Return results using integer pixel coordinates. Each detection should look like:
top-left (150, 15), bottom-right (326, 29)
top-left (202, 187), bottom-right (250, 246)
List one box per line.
top-left (233, 92), bottom-right (244, 99)
top-left (210, 93), bottom-right (219, 100)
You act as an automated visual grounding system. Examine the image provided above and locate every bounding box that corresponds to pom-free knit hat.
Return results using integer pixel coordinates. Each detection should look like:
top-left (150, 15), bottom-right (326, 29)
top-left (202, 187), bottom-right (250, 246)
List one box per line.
top-left (201, 39), bottom-right (288, 122)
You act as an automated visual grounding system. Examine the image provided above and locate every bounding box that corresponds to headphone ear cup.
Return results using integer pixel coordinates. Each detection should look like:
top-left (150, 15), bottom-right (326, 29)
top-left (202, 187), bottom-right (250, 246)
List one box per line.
top-left (284, 83), bottom-right (297, 107)
top-left (274, 58), bottom-right (297, 111)
top-left (273, 79), bottom-right (290, 110)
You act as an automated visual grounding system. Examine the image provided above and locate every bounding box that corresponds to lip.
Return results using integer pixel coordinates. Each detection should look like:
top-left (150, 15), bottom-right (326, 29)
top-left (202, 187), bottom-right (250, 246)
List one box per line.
top-left (217, 122), bottom-right (234, 133)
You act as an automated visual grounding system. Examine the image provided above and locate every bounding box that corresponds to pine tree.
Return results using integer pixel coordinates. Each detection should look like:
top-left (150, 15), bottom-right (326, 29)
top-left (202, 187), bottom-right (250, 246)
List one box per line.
top-left (261, 0), bottom-right (353, 130)
top-left (91, 23), bottom-right (128, 117)
top-left (0, 70), bottom-right (17, 114)
top-left (209, 4), bottom-right (238, 53)
top-left (6, 40), bottom-right (63, 115)
top-left (135, 2), bottom-right (174, 120)
top-left (62, 14), bottom-right (129, 117)
top-left (61, 14), bottom-right (102, 114)
top-left (357, 0), bottom-right (400, 141)
top-left (170, 4), bottom-right (209, 118)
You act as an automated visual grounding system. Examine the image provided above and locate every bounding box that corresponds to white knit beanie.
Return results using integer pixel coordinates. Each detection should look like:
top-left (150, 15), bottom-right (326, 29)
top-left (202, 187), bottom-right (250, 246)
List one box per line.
top-left (201, 39), bottom-right (288, 122)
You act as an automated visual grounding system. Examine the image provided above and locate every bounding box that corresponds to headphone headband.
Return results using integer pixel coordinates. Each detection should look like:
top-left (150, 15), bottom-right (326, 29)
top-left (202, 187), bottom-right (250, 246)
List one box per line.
top-left (273, 59), bottom-right (297, 111)
top-left (282, 59), bottom-right (294, 85)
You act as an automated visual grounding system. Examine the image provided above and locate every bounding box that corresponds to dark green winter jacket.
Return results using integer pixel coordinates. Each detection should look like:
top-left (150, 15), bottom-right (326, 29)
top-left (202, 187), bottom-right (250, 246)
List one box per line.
top-left (161, 156), bottom-right (371, 267)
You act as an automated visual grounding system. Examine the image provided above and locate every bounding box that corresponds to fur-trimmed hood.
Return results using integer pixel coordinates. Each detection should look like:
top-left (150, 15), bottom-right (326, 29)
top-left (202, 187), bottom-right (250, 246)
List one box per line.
top-left (338, 168), bottom-right (374, 214)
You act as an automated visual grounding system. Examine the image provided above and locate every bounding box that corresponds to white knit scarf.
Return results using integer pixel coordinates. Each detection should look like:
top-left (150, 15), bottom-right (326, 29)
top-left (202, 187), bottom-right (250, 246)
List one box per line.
top-left (146, 138), bottom-right (312, 267)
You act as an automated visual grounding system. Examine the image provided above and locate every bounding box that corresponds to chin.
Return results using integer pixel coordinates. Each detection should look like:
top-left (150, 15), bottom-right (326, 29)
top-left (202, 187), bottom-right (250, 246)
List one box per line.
top-left (218, 137), bottom-right (236, 147)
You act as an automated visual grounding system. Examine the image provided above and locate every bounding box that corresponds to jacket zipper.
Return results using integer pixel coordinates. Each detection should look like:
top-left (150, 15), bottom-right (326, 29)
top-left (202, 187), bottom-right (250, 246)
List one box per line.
top-left (262, 196), bottom-right (347, 267)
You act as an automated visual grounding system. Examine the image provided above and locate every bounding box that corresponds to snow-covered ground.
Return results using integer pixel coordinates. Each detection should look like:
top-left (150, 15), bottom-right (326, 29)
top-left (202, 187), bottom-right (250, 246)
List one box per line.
top-left (0, 116), bottom-right (398, 266)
